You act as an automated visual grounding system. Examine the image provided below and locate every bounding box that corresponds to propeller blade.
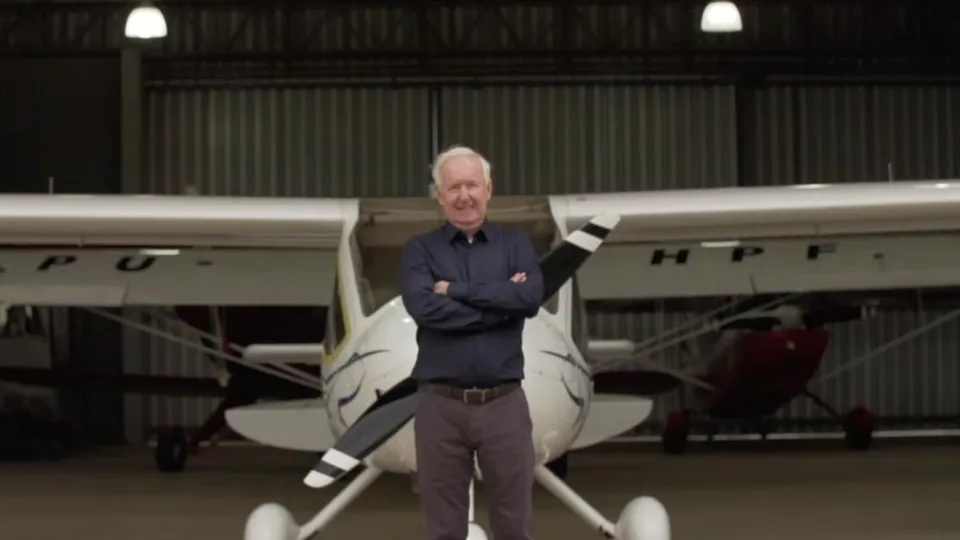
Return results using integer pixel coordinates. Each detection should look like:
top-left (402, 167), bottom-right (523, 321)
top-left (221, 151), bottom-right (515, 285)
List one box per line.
top-left (303, 213), bottom-right (622, 488)
top-left (539, 214), bottom-right (620, 303)
top-left (304, 376), bottom-right (419, 488)
top-left (802, 305), bottom-right (876, 328)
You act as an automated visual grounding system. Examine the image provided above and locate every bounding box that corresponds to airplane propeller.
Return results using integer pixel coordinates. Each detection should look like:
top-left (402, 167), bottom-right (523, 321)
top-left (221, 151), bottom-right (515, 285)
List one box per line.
top-left (303, 213), bottom-right (622, 488)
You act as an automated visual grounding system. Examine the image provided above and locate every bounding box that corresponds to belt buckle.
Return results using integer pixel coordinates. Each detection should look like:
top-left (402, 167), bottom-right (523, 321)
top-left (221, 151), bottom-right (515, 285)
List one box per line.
top-left (462, 388), bottom-right (486, 404)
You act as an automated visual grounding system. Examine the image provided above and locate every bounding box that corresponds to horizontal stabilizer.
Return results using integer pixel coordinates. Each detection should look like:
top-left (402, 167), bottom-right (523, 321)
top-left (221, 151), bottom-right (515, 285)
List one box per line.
top-left (243, 343), bottom-right (327, 365)
top-left (570, 394), bottom-right (654, 451)
top-left (586, 339), bottom-right (636, 362)
top-left (225, 399), bottom-right (335, 452)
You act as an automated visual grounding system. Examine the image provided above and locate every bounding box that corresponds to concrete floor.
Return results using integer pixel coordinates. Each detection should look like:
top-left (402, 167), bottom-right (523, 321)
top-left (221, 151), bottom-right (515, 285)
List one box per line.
top-left (1, 443), bottom-right (959, 540)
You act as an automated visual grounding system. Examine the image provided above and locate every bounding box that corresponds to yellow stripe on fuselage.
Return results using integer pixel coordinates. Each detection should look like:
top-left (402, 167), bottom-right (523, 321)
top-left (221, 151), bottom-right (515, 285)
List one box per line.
top-left (322, 273), bottom-right (352, 368)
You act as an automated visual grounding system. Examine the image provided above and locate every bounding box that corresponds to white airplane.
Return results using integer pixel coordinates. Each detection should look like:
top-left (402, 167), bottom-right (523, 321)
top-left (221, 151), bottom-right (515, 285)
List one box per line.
top-left (3, 180), bottom-right (960, 540)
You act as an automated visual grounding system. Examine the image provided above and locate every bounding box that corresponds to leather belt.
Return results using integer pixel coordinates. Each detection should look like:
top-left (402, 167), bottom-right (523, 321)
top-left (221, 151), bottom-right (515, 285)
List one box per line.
top-left (421, 381), bottom-right (520, 405)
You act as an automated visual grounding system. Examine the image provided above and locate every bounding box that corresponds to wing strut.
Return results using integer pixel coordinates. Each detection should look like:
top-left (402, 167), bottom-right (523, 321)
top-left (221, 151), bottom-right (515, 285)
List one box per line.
top-left (141, 308), bottom-right (326, 388)
top-left (303, 213), bottom-right (622, 488)
top-left (82, 307), bottom-right (324, 392)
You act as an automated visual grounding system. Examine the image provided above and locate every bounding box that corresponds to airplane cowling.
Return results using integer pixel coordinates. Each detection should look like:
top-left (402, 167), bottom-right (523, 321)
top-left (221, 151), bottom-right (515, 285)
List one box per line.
top-left (703, 329), bottom-right (829, 418)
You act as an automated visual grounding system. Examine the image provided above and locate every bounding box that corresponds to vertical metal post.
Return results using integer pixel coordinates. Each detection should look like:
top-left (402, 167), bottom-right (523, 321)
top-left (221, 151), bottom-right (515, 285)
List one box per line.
top-left (426, 86), bottom-right (442, 195)
top-left (119, 46), bottom-right (144, 443)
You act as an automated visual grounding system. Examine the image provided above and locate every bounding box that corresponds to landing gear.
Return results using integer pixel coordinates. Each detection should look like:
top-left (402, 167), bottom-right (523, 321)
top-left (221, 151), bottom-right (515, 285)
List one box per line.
top-left (803, 391), bottom-right (875, 451)
top-left (661, 411), bottom-right (690, 455)
top-left (155, 426), bottom-right (189, 473)
top-left (244, 464), bottom-right (671, 540)
top-left (153, 389), bottom-right (257, 473)
top-left (245, 467), bottom-right (383, 540)
top-left (535, 465), bottom-right (670, 539)
top-left (843, 406), bottom-right (874, 450)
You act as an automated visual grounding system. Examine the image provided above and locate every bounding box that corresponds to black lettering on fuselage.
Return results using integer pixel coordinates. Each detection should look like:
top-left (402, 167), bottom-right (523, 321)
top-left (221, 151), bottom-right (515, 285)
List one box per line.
top-left (731, 246), bottom-right (764, 262)
top-left (651, 248), bottom-right (690, 265)
top-left (642, 243), bottom-right (844, 266)
top-left (37, 255), bottom-right (77, 271)
top-left (116, 256), bottom-right (157, 272)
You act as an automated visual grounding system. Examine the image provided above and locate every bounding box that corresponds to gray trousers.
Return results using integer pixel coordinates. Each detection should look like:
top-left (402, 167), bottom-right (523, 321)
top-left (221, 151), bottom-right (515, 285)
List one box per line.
top-left (415, 385), bottom-right (535, 540)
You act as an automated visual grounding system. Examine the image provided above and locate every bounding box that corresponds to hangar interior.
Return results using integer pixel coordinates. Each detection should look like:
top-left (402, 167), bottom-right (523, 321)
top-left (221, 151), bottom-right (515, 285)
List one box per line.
top-left (1, 0), bottom-right (960, 456)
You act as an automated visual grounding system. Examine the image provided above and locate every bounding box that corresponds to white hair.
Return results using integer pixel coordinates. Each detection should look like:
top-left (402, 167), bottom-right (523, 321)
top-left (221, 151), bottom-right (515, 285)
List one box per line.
top-left (431, 145), bottom-right (492, 186)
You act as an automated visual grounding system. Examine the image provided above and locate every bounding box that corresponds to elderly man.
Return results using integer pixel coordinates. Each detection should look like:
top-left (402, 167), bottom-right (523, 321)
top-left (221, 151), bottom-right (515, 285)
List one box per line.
top-left (400, 145), bottom-right (544, 540)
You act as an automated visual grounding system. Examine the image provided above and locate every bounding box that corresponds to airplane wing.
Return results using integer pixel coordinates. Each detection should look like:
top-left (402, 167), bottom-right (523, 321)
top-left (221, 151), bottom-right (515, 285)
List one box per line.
top-left (549, 181), bottom-right (960, 300)
top-left (0, 194), bottom-right (355, 306)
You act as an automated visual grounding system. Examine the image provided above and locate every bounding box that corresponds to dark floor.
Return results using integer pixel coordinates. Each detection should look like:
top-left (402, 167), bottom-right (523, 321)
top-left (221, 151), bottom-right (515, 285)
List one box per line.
top-left (1, 443), bottom-right (959, 540)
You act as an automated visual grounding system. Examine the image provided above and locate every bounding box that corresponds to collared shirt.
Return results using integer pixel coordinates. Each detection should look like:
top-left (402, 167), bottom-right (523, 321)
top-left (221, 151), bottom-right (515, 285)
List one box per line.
top-left (400, 220), bottom-right (545, 386)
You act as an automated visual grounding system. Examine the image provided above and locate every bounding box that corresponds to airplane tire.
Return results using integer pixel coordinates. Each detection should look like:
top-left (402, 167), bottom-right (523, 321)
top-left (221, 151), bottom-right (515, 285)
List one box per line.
top-left (155, 426), bottom-right (189, 473)
top-left (546, 453), bottom-right (568, 479)
top-left (843, 406), bottom-right (874, 451)
top-left (662, 412), bottom-right (690, 455)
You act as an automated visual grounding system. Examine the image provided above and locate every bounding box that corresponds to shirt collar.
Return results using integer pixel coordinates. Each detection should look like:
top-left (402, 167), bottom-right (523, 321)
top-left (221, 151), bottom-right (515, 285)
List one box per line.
top-left (442, 220), bottom-right (497, 244)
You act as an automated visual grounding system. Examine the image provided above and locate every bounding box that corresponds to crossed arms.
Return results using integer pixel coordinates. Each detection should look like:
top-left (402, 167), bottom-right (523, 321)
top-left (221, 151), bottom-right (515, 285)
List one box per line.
top-left (400, 234), bottom-right (544, 332)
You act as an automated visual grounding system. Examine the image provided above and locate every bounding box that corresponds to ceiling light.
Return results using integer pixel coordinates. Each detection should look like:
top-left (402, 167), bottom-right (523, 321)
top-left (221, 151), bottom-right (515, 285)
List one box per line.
top-left (700, 1), bottom-right (743, 33)
top-left (125, 5), bottom-right (167, 39)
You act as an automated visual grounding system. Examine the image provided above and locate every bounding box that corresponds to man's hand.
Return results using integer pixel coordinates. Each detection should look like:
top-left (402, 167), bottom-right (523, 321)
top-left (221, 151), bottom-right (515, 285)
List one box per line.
top-left (510, 272), bottom-right (527, 283)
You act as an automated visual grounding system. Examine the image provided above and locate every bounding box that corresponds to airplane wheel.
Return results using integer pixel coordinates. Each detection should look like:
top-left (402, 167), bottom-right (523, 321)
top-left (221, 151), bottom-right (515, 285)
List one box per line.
top-left (662, 412), bottom-right (690, 455)
top-left (546, 453), bottom-right (568, 479)
top-left (843, 406), bottom-right (874, 450)
top-left (155, 426), bottom-right (189, 473)
top-left (244, 502), bottom-right (298, 540)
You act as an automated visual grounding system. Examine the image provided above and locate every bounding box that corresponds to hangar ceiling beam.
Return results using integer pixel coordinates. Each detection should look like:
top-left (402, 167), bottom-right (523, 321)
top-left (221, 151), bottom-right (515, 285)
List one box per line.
top-left (0, 1), bottom-right (957, 80)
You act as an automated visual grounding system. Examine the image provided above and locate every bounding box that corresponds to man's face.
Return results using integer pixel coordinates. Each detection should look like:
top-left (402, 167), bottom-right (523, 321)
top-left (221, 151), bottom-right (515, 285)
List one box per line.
top-left (436, 155), bottom-right (491, 231)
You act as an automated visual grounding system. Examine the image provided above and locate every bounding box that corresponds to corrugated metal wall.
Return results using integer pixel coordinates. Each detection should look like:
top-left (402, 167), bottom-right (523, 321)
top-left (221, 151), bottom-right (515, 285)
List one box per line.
top-left (122, 310), bottom-right (220, 442)
top-left (746, 85), bottom-right (960, 186)
top-left (439, 86), bottom-right (738, 193)
top-left (130, 82), bottom-right (960, 439)
top-left (144, 88), bottom-right (431, 196)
